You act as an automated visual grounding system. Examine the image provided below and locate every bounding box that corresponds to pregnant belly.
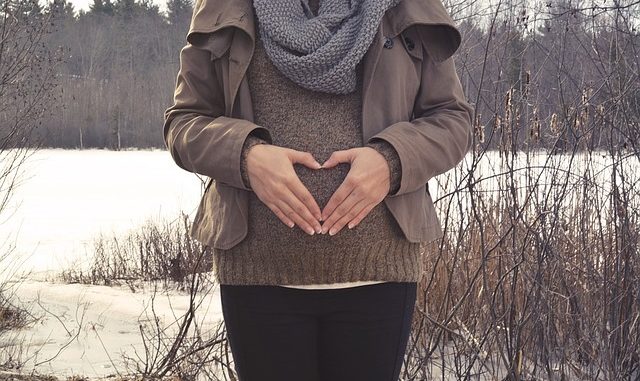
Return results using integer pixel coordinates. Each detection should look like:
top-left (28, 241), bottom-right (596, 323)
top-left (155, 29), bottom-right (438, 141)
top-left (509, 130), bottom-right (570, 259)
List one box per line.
top-left (246, 161), bottom-right (404, 251)
top-left (294, 161), bottom-right (351, 209)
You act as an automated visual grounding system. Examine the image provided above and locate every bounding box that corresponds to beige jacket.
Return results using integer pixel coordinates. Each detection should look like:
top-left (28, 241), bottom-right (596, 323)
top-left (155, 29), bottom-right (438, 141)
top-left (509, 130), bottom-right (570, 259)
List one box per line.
top-left (163, 0), bottom-right (475, 250)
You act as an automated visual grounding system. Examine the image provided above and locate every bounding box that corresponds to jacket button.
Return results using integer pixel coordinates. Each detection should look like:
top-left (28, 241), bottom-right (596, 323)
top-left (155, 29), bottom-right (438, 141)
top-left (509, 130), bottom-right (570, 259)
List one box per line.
top-left (404, 36), bottom-right (415, 51)
top-left (383, 36), bottom-right (394, 49)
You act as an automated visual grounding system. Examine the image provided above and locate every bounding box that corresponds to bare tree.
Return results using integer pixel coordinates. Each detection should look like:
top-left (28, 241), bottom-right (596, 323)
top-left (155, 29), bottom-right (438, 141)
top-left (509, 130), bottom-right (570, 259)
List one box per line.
top-left (0, 0), bottom-right (62, 210)
top-left (0, 0), bottom-right (62, 368)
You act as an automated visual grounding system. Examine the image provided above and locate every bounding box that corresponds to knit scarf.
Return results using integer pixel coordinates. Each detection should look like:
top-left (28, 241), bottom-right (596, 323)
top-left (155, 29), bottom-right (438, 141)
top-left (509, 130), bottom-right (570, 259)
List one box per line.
top-left (252, 0), bottom-right (402, 94)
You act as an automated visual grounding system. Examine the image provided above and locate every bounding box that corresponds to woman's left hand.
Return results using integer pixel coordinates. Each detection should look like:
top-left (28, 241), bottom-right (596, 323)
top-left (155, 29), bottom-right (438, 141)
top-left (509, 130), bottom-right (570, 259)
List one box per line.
top-left (319, 147), bottom-right (391, 235)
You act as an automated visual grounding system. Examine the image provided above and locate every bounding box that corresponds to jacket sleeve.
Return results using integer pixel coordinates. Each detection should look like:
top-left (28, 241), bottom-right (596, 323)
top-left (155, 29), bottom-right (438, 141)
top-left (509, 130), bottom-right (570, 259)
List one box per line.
top-left (163, 42), bottom-right (273, 191)
top-left (365, 49), bottom-right (474, 198)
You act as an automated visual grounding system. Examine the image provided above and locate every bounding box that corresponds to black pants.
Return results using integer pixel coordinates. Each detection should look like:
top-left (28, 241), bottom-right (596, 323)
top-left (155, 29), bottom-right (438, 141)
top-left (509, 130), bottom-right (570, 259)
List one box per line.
top-left (220, 281), bottom-right (417, 381)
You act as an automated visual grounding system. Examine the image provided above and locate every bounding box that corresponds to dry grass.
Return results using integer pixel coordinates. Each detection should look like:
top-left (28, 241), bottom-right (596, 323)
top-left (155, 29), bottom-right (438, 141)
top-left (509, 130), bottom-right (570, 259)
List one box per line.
top-left (58, 212), bottom-right (211, 290)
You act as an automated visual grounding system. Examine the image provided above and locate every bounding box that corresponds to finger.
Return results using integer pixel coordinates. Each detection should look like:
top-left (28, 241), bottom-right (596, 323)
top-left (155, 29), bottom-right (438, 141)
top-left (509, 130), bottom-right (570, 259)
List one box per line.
top-left (321, 188), bottom-right (360, 234)
top-left (321, 175), bottom-right (356, 221)
top-left (275, 198), bottom-right (315, 235)
top-left (266, 201), bottom-right (295, 228)
top-left (288, 149), bottom-right (322, 170)
top-left (346, 200), bottom-right (376, 230)
top-left (326, 196), bottom-right (370, 236)
top-left (278, 189), bottom-right (320, 235)
top-left (321, 149), bottom-right (355, 169)
top-left (289, 176), bottom-right (323, 223)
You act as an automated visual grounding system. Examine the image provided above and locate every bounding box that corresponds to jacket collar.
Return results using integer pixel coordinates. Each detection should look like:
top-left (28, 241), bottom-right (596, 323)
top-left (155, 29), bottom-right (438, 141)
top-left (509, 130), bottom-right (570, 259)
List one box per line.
top-left (386, 0), bottom-right (462, 62)
top-left (187, 0), bottom-right (462, 62)
top-left (189, 0), bottom-right (251, 36)
top-left (186, 0), bottom-right (253, 59)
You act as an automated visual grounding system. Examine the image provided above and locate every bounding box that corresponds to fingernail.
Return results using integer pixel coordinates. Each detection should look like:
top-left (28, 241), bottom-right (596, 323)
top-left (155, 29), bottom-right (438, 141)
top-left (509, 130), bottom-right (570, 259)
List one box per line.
top-left (321, 226), bottom-right (328, 234)
top-left (348, 222), bottom-right (353, 229)
top-left (315, 225), bottom-right (322, 234)
top-left (315, 161), bottom-right (322, 168)
top-left (329, 228), bottom-right (336, 236)
top-left (307, 228), bottom-right (315, 235)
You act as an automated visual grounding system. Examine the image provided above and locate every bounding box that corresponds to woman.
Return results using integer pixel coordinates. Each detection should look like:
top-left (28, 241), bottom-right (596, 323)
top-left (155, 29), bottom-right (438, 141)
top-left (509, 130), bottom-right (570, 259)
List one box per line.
top-left (163, 0), bottom-right (474, 379)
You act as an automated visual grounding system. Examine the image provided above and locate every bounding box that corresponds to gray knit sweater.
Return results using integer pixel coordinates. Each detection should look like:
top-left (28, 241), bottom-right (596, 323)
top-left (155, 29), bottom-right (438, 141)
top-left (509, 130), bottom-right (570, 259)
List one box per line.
top-left (210, 0), bottom-right (423, 286)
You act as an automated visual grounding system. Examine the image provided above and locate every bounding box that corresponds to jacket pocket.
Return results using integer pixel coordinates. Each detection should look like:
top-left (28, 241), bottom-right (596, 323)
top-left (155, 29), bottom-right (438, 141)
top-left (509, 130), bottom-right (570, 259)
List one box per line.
top-left (189, 178), bottom-right (222, 247)
top-left (190, 180), bottom-right (249, 250)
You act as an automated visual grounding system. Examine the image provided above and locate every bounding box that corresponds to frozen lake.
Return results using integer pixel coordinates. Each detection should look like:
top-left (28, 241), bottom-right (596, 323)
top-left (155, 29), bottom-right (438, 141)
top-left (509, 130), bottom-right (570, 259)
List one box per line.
top-left (1, 148), bottom-right (204, 278)
top-left (3, 148), bottom-right (636, 279)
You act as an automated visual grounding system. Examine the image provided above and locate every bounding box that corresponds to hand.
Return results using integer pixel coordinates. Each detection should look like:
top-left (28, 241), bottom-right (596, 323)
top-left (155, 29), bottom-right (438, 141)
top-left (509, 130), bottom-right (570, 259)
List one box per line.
top-left (319, 147), bottom-right (391, 235)
top-left (246, 144), bottom-right (323, 235)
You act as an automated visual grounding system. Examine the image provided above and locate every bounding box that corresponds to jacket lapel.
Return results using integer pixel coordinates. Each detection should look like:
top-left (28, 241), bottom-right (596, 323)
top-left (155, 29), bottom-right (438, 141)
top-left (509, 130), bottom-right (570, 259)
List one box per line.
top-left (187, 0), bottom-right (255, 115)
top-left (361, 22), bottom-right (384, 144)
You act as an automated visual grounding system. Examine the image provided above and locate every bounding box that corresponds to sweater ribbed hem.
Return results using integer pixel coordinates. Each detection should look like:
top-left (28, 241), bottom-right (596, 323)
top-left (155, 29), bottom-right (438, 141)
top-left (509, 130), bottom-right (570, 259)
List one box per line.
top-left (212, 238), bottom-right (423, 286)
top-left (278, 280), bottom-right (389, 289)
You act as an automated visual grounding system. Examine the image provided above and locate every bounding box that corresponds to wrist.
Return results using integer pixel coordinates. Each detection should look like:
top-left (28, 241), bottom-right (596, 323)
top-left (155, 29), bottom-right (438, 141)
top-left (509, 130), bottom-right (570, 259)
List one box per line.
top-left (365, 141), bottom-right (401, 195)
top-left (241, 136), bottom-right (269, 189)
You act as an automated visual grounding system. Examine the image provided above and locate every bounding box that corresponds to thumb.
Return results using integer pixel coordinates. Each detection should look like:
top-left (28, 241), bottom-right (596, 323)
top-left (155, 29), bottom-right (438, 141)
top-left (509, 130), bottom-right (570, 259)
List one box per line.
top-left (288, 149), bottom-right (322, 169)
top-left (322, 149), bottom-right (354, 168)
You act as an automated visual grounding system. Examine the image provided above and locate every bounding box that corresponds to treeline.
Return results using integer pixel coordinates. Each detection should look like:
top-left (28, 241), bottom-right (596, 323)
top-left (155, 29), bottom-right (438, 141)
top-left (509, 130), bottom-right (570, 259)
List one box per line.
top-left (3, 0), bottom-right (640, 151)
top-left (12, 0), bottom-right (194, 149)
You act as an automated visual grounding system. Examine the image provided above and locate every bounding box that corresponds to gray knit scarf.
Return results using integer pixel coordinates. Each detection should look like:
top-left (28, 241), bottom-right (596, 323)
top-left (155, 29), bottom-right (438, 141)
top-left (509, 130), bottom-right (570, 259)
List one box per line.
top-left (252, 0), bottom-right (402, 94)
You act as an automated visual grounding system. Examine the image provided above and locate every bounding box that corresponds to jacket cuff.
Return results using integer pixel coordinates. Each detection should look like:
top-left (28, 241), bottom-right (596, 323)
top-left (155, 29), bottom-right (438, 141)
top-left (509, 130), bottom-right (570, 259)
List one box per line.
top-left (240, 134), bottom-right (269, 190)
top-left (366, 138), bottom-right (402, 196)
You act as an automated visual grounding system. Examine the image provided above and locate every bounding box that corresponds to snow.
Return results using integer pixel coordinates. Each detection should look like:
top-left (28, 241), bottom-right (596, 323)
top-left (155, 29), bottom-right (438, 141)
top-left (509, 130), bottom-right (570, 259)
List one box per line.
top-left (0, 148), bottom-right (203, 277)
top-left (3, 278), bottom-right (223, 378)
top-left (0, 148), bottom-right (216, 378)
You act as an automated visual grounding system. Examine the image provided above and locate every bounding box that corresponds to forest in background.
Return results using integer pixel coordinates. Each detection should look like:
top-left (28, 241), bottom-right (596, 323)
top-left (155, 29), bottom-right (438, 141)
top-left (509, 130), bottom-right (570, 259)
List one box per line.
top-left (1, 0), bottom-right (638, 152)
top-left (1, 0), bottom-right (192, 149)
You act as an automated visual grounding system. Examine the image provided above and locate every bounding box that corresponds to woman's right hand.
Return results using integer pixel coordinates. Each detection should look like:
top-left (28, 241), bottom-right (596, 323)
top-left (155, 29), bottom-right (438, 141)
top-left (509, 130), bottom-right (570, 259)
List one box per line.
top-left (246, 144), bottom-right (323, 235)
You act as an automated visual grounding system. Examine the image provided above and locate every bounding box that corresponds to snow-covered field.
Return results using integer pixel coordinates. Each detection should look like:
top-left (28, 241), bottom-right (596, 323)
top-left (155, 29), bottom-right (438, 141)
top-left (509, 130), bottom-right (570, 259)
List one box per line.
top-left (3, 279), bottom-right (223, 378)
top-left (1, 148), bottom-right (203, 277)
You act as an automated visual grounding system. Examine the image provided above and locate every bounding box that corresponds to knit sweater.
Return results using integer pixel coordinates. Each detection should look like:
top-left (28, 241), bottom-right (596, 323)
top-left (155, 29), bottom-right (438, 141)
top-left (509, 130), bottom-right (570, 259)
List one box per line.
top-left (210, 0), bottom-right (423, 287)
